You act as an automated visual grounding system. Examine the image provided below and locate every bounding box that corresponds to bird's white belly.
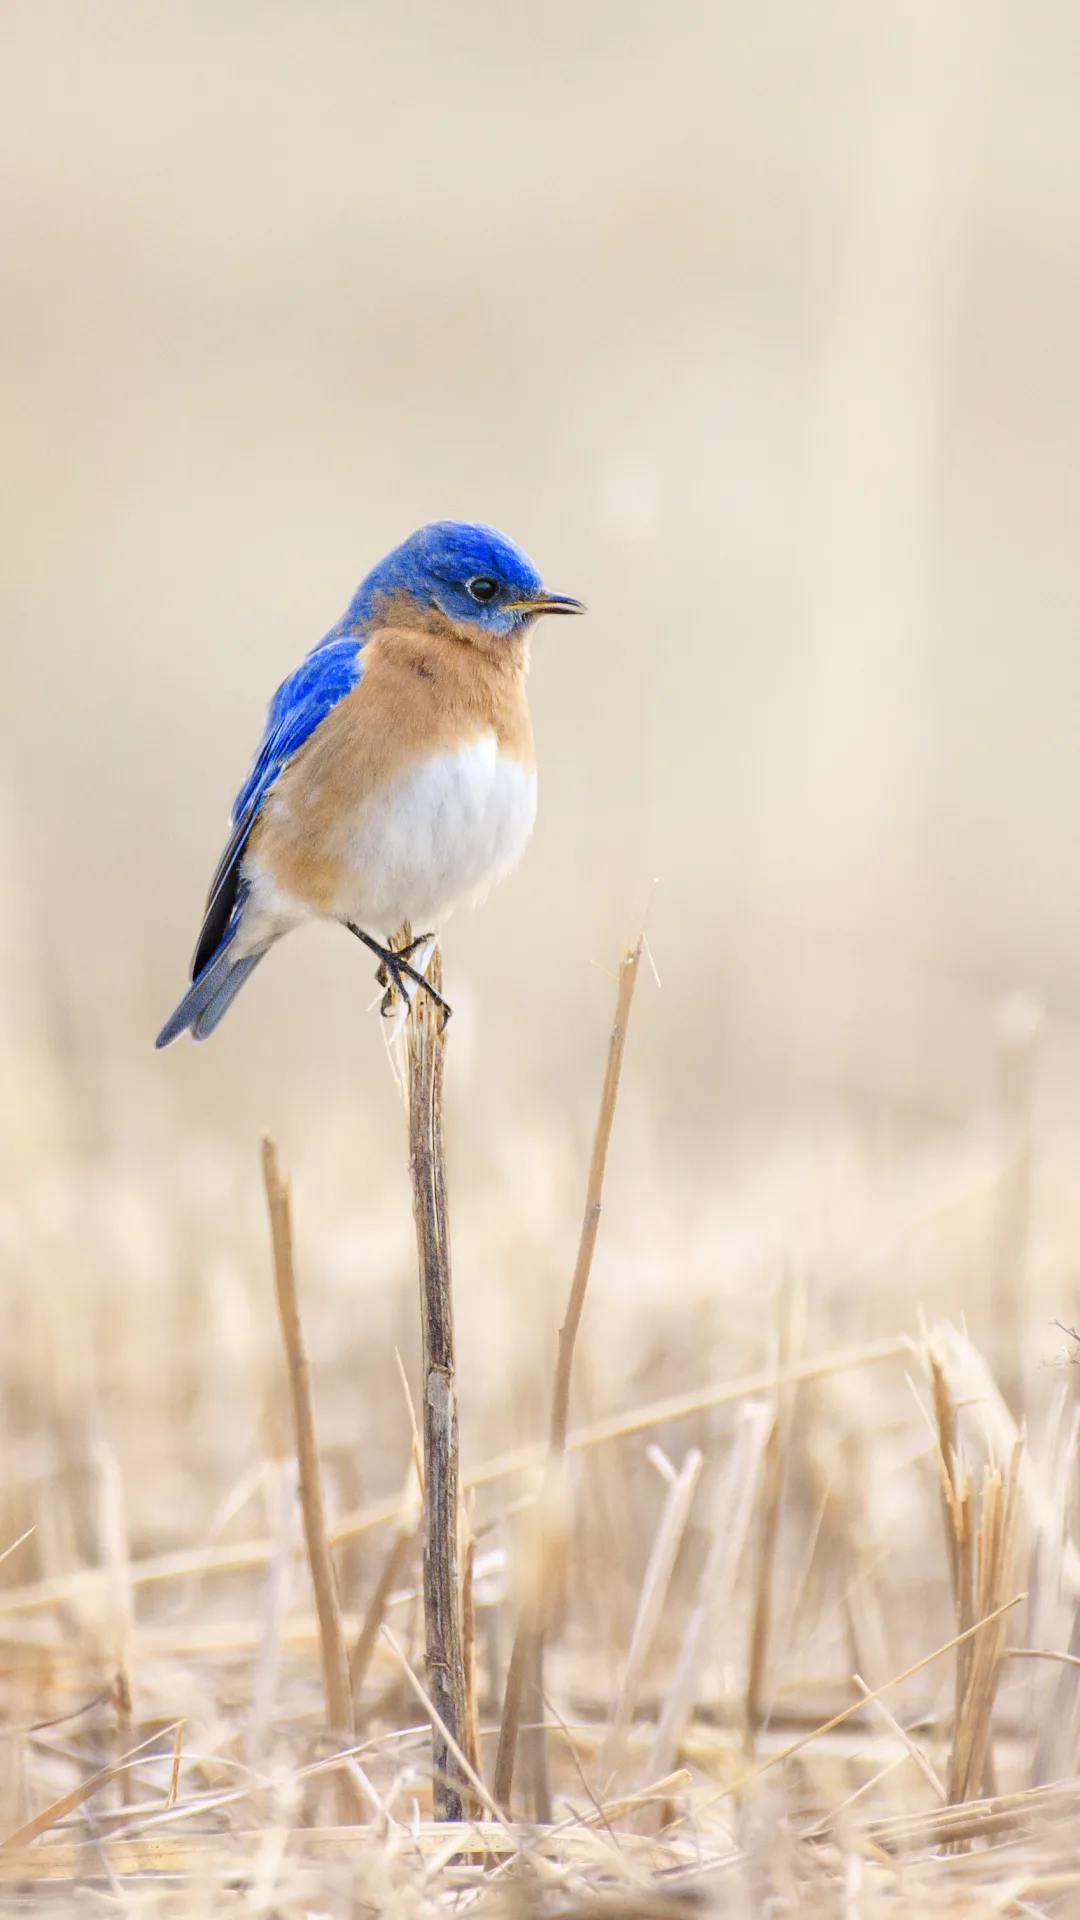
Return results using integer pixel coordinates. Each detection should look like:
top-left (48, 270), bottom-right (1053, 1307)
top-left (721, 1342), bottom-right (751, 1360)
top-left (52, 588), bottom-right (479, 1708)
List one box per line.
top-left (338, 733), bottom-right (537, 936)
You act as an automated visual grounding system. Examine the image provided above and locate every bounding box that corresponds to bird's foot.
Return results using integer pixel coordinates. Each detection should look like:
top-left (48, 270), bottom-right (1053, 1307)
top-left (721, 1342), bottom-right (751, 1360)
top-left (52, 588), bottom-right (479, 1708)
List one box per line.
top-left (374, 930), bottom-right (435, 1004)
top-left (375, 931), bottom-right (434, 974)
top-left (345, 924), bottom-right (451, 1029)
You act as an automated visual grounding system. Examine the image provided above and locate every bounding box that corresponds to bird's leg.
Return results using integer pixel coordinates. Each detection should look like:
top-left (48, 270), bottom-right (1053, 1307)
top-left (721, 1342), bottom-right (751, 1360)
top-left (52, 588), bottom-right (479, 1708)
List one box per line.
top-left (345, 923), bottom-right (452, 1029)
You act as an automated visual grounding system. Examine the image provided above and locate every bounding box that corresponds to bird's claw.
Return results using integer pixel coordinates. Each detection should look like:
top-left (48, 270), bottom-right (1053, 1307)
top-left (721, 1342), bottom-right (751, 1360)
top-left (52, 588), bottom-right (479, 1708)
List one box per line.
top-left (379, 960), bottom-right (453, 1029)
top-left (347, 923), bottom-right (452, 1028)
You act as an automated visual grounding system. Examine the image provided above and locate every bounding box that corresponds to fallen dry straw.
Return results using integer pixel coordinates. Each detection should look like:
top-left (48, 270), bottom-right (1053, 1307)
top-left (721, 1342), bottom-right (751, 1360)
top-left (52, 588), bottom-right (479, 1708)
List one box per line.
top-left (0, 1335), bottom-right (908, 1623)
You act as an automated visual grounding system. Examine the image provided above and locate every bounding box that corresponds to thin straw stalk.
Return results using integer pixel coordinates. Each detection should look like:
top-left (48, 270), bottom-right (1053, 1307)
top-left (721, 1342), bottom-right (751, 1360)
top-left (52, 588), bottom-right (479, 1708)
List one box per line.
top-left (494, 936), bottom-right (644, 1814)
top-left (261, 1137), bottom-right (355, 1749)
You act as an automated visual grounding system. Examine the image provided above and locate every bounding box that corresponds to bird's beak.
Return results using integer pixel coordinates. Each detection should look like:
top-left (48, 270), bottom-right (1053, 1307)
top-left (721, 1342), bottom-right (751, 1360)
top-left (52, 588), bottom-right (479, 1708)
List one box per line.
top-left (505, 590), bottom-right (586, 617)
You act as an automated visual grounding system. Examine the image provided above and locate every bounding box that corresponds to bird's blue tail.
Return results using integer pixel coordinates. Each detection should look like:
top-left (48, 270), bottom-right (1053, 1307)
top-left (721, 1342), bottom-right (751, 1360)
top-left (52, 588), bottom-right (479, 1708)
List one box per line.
top-left (155, 931), bottom-right (265, 1048)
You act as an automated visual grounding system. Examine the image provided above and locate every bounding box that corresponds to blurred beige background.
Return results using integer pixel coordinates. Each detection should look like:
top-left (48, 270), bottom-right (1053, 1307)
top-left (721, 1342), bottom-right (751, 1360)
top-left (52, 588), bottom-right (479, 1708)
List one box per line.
top-left (2, 0), bottom-right (1079, 1148)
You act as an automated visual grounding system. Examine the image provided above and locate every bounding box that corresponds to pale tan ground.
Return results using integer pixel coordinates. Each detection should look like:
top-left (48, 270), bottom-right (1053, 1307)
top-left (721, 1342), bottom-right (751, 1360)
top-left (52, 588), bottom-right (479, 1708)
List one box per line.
top-left (2, 5), bottom-right (1080, 1914)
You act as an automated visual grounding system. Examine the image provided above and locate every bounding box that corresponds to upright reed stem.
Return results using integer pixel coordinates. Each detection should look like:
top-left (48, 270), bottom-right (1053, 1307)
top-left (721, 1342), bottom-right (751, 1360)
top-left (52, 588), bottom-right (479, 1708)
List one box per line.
top-left (495, 937), bottom-right (644, 1814)
top-left (402, 941), bottom-right (467, 1821)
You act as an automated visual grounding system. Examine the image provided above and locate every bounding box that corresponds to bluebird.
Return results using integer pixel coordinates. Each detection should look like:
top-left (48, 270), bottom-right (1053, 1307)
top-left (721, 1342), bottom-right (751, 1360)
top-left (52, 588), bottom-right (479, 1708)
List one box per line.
top-left (155, 521), bottom-right (584, 1046)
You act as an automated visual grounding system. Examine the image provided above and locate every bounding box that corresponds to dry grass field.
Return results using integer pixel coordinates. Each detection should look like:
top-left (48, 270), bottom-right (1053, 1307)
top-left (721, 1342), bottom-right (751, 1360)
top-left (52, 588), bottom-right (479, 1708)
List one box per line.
top-left (3, 4), bottom-right (1080, 1913)
top-left (2, 871), bottom-right (1080, 1915)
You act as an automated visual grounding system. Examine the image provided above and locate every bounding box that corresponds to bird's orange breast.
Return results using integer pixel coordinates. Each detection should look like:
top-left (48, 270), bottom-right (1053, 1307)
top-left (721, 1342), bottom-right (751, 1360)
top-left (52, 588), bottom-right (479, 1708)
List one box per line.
top-left (248, 620), bottom-right (535, 913)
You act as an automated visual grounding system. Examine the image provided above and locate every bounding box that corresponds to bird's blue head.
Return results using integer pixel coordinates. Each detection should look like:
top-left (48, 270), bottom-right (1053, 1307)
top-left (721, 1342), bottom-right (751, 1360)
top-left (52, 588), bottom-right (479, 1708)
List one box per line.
top-left (342, 521), bottom-right (584, 642)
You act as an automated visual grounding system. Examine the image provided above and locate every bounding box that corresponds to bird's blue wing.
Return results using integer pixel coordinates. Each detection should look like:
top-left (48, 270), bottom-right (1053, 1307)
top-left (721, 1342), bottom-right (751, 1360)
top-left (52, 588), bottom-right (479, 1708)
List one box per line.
top-left (191, 635), bottom-right (363, 979)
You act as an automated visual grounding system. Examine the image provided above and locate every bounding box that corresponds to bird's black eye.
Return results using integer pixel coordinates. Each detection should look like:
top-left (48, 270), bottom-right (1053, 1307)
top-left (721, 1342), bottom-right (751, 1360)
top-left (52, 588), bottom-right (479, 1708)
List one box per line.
top-left (466, 575), bottom-right (499, 605)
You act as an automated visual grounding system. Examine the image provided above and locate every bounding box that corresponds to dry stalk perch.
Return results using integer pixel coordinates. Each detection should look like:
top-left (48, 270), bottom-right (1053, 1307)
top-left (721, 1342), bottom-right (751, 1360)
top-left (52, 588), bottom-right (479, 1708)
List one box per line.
top-left (495, 936), bottom-right (644, 1815)
top-left (398, 937), bottom-right (468, 1821)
